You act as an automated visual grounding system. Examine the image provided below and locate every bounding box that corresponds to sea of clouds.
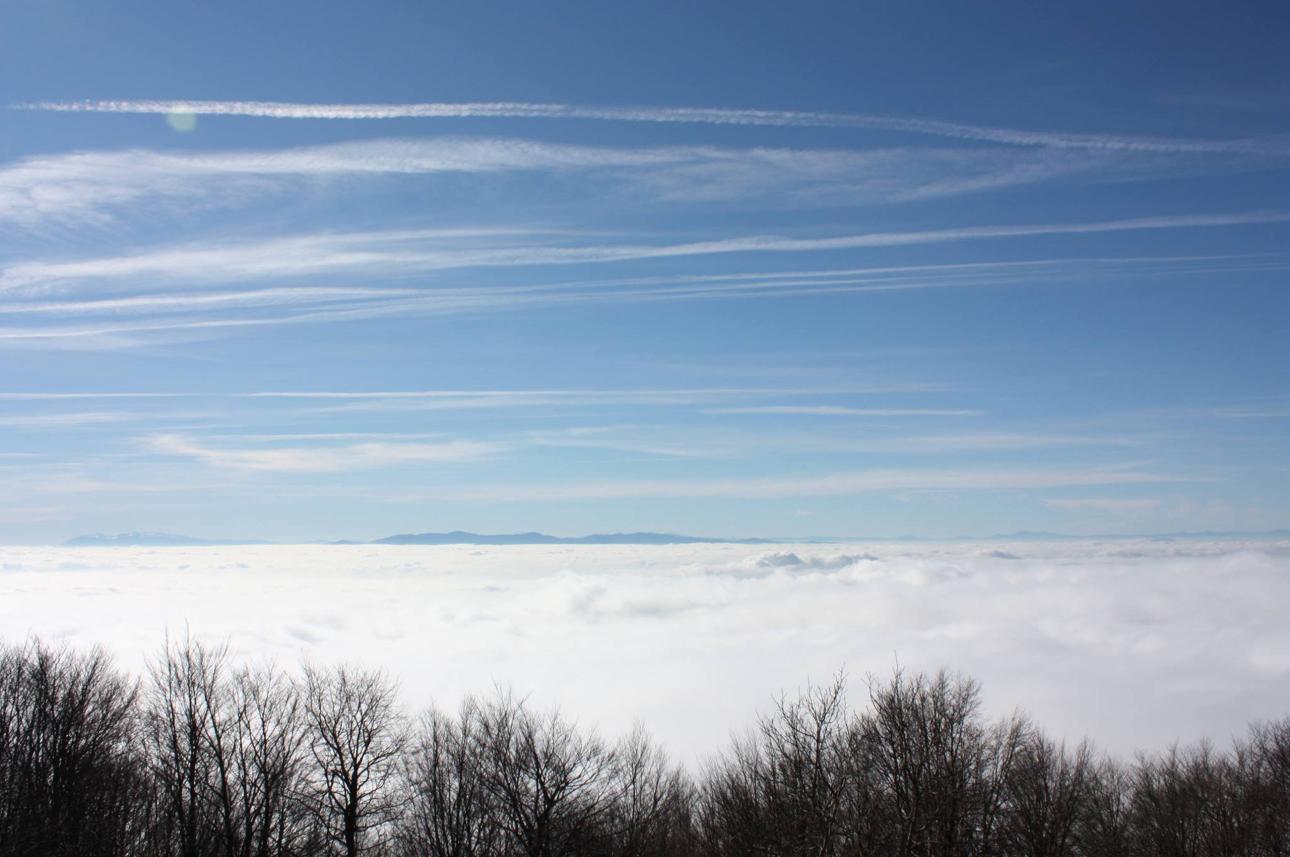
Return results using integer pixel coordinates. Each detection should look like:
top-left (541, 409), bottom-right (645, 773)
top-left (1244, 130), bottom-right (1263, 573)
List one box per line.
top-left (2, 539), bottom-right (1288, 763)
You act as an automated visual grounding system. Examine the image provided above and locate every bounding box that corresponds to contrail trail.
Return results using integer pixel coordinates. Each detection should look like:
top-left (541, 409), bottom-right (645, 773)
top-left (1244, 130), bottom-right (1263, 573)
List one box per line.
top-left (14, 99), bottom-right (1275, 155)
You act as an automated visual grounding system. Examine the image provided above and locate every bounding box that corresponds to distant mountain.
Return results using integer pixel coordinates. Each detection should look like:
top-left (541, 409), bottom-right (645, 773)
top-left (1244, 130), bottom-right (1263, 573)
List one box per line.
top-left (63, 528), bottom-right (1288, 548)
top-left (986, 528), bottom-right (1290, 542)
top-left (371, 530), bottom-right (773, 545)
top-left (64, 532), bottom-right (263, 547)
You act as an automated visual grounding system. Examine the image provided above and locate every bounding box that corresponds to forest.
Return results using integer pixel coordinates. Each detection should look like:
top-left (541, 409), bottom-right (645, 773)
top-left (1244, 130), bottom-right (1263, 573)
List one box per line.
top-left (1, 636), bottom-right (1287, 857)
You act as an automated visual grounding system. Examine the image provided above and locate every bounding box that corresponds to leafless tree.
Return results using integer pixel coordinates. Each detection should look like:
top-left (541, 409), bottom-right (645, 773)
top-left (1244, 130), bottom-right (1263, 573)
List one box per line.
top-left (999, 735), bottom-right (1095, 857)
top-left (220, 664), bottom-right (314, 857)
top-left (0, 639), bottom-right (148, 857)
top-left (861, 668), bottom-right (1029, 857)
top-left (398, 700), bottom-right (500, 857)
top-left (303, 663), bottom-right (408, 857)
top-left (8, 632), bottom-right (1290, 857)
top-left (472, 688), bottom-right (618, 857)
top-left (1075, 757), bottom-right (1132, 857)
top-left (144, 635), bottom-right (230, 857)
top-left (1127, 739), bottom-right (1260, 857)
top-left (698, 672), bottom-right (859, 856)
top-left (606, 724), bottom-right (694, 857)
top-left (1244, 717), bottom-right (1290, 854)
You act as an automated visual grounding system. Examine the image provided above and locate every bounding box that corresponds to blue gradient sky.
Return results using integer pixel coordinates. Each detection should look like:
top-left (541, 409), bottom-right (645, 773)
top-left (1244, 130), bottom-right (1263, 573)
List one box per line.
top-left (1, 0), bottom-right (1288, 542)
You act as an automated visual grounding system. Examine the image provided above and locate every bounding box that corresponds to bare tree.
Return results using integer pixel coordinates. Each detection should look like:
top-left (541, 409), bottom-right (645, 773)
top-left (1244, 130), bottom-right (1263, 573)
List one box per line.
top-left (1076, 757), bottom-right (1133, 857)
top-left (473, 688), bottom-right (618, 857)
top-left (1244, 717), bottom-right (1290, 855)
top-left (0, 639), bottom-right (147, 857)
top-left (9, 631), bottom-right (1290, 857)
top-left (999, 735), bottom-right (1095, 857)
top-left (303, 664), bottom-right (408, 857)
top-left (698, 672), bottom-right (858, 856)
top-left (398, 700), bottom-right (500, 857)
top-left (144, 635), bottom-right (230, 857)
top-left (607, 725), bottom-right (694, 857)
top-left (222, 664), bottom-right (313, 857)
top-left (861, 668), bottom-right (1028, 857)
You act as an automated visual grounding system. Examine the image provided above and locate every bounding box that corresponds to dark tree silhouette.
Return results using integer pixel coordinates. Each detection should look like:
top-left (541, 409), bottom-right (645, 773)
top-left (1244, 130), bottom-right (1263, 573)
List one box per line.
top-left (303, 664), bottom-right (407, 857)
top-left (2, 633), bottom-right (1290, 857)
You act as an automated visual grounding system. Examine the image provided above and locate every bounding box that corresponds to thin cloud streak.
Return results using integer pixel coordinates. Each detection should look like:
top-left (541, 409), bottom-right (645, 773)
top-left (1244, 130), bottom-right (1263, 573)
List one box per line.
top-left (0, 287), bottom-right (415, 316)
top-left (17, 100), bottom-right (1281, 154)
top-left (0, 137), bottom-right (1123, 227)
top-left (146, 433), bottom-right (508, 473)
top-left (5, 212), bottom-right (1286, 296)
top-left (1045, 498), bottom-right (1164, 512)
top-left (709, 406), bottom-right (981, 416)
top-left (0, 387), bottom-right (907, 402)
top-left (451, 465), bottom-right (1189, 502)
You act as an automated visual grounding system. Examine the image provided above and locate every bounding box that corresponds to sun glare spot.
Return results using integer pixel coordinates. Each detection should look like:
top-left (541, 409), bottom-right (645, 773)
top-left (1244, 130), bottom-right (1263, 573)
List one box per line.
top-left (164, 111), bottom-right (197, 133)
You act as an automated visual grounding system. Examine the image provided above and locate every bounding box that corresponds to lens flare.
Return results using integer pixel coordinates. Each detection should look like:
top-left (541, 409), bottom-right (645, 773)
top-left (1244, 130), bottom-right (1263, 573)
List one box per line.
top-left (164, 111), bottom-right (197, 133)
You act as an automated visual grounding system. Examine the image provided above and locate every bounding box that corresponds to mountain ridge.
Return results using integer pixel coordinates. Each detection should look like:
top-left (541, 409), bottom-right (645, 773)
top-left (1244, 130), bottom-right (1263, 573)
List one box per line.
top-left (62, 527), bottom-right (1290, 547)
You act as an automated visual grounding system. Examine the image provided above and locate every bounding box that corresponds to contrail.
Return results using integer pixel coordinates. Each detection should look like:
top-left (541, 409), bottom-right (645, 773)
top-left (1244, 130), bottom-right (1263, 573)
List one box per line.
top-left (15, 99), bottom-right (1275, 155)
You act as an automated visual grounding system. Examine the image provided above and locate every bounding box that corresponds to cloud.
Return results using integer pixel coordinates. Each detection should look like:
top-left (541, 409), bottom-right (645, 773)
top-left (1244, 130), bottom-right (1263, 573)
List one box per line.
top-left (0, 411), bottom-right (137, 428)
top-left (708, 406), bottom-right (981, 417)
top-left (748, 551), bottom-right (878, 572)
top-left (452, 465), bottom-right (1187, 502)
top-left (6, 250), bottom-right (1289, 351)
top-left (0, 287), bottom-right (416, 316)
top-left (2, 539), bottom-right (1288, 762)
top-left (6, 213), bottom-right (1285, 298)
top-left (146, 433), bottom-right (506, 473)
top-left (1045, 498), bottom-right (1166, 512)
top-left (17, 100), bottom-right (1281, 155)
top-left (0, 137), bottom-right (1130, 228)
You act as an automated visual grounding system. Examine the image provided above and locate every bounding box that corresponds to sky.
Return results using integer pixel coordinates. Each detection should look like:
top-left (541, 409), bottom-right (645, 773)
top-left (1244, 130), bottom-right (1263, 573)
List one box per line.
top-left (2, 0), bottom-right (1289, 542)
top-left (5, 539), bottom-right (1289, 760)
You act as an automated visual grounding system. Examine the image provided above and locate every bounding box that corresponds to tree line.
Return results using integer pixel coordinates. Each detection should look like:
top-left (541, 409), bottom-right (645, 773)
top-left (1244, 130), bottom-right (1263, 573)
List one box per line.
top-left (1, 635), bottom-right (1288, 857)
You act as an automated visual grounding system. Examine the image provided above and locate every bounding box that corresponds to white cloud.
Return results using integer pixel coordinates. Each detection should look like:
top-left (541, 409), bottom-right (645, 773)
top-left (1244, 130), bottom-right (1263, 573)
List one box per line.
top-left (0, 286), bottom-right (416, 316)
top-left (451, 465), bottom-right (1186, 502)
top-left (7, 212), bottom-right (1285, 297)
top-left (708, 406), bottom-right (981, 416)
top-left (1045, 498), bottom-right (1165, 512)
top-left (146, 433), bottom-right (506, 473)
top-left (0, 136), bottom-right (1135, 228)
top-left (0, 411), bottom-right (137, 428)
top-left (18, 100), bottom-right (1279, 155)
top-left (2, 539), bottom-right (1288, 762)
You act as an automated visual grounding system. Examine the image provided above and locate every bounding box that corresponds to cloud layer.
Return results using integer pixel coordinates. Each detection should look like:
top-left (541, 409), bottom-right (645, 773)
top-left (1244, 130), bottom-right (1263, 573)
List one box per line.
top-left (3, 540), bottom-right (1287, 763)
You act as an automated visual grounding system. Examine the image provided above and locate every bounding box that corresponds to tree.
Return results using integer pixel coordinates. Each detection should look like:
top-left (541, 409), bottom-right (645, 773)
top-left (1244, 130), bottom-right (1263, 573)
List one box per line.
top-left (303, 664), bottom-right (407, 857)
top-left (698, 673), bottom-right (858, 856)
top-left (473, 688), bottom-right (617, 857)
top-left (999, 735), bottom-right (1095, 857)
top-left (0, 639), bottom-right (148, 857)
top-left (606, 725), bottom-right (694, 857)
top-left (861, 668), bottom-right (1028, 857)
top-left (398, 700), bottom-right (499, 857)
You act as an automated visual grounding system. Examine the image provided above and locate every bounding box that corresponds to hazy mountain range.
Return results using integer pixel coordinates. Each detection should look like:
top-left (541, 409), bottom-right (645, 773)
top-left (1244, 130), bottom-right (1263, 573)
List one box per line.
top-left (64, 530), bottom-right (774, 547)
top-left (61, 528), bottom-right (1290, 547)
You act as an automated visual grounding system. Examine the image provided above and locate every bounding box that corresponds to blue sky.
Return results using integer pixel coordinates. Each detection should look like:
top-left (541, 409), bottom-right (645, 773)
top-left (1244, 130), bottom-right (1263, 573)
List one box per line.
top-left (1, 0), bottom-right (1288, 542)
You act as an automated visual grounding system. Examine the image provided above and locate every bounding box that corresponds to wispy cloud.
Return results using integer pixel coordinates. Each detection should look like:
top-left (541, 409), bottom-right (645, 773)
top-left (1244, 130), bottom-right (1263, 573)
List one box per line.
top-left (7, 213), bottom-right (1285, 297)
top-left (0, 387), bottom-right (908, 404)
top-left (146, 433), bottom-right (507, 473)
top-left (452, 465), bottom-right (1187, 502)
top-left (843, 432), bottom-right (1138, 452)
top-left (707, 406), bottom-right (981, 417)
top-left (5, 247), bottom-right (1289, 351)
top-left (17, 100), bottom-right (1282, 155)
top-left (1044, 498), bottom-right (1165, 512)
top-left (0, 137), bottom-right (1139, 229)
top-left (0, 286), bottom-right (415, 316)
top-left (0, 411), bottom-right (138, 429)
